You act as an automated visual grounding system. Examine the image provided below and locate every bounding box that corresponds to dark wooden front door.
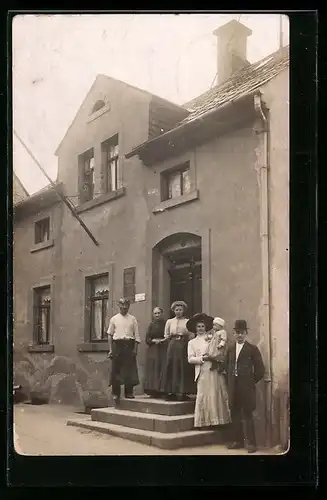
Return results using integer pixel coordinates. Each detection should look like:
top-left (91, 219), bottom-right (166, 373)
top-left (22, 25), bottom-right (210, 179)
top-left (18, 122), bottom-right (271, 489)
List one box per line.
top-left (169, 262), bottom-right (202, 318)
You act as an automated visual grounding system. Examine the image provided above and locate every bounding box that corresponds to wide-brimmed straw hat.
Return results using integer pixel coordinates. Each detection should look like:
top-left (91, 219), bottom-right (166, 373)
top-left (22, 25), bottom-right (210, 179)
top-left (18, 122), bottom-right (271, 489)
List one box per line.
top-left (186, 313), bottom-right (214, 334)
top-left (171, 300), bottom-right (188, 312)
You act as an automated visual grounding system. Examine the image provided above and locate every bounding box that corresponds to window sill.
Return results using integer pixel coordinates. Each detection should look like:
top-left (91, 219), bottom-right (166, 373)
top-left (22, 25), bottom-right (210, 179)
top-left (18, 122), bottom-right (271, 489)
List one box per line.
top-left (28, 344), bottom-right (54, 353)
top-left (30, 239), bottom-right (55, 253)
top-left (76, 187), bottom-right (125, 213)
top-left (87, 103), bottom-right (111, 123)
top-left (78, 342), bottom-right (109, 352)
top-left (152, 190), bottom-right (199, 214)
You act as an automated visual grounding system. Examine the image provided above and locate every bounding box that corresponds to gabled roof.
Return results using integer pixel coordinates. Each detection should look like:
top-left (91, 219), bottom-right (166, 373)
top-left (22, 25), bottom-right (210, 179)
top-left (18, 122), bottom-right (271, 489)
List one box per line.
top-left (14, 182), bottom-right (63, 220)
top-left (181, 45), bottom-right (289, 125)
top-left (55, 74), bottom-right (184, 156)
top-left (125, 45), bottom-right (289, 161)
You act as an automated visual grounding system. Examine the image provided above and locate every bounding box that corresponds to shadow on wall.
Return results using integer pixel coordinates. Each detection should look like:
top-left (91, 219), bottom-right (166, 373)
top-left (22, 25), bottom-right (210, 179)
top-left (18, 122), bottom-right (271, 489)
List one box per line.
top-left (13, 350), bottom-right (119, 411)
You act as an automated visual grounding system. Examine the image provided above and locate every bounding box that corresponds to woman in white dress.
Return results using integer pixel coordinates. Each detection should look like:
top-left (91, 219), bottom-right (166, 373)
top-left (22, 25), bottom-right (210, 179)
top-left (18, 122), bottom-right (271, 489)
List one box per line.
top-left (187, 313), bottom-right (231, 429)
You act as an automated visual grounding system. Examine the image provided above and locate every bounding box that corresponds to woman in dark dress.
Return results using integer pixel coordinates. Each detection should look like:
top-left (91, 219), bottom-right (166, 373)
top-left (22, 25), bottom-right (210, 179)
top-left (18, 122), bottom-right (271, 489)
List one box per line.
top-left (160, 301), bottom-right (196, 401)
top-left (144, 307), bottom-right (167, 398)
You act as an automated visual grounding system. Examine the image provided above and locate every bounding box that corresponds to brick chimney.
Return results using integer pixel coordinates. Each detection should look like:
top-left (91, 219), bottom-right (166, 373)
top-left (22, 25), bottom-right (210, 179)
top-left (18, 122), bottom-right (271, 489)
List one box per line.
top-left (213, 19), bottom-right (252, 85)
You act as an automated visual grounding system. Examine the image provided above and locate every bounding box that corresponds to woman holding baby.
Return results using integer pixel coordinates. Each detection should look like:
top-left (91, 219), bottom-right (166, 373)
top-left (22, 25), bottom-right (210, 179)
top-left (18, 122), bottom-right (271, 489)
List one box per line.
top-left (187, 313), bottom-right (231, 429)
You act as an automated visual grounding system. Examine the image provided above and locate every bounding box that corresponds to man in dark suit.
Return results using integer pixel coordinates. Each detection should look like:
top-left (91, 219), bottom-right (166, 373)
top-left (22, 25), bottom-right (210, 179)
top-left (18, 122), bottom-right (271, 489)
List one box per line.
top-left (225, 319), bottom-right (265, 453)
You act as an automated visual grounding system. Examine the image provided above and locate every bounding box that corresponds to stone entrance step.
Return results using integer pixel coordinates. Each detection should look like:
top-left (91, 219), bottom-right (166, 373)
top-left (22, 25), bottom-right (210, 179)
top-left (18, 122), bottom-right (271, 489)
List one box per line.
top-left (116, 396), bottom-right (195, 416)
top-left (91, 407), bottom-right (195, 433)
top-left (67, 396), bottom-right (228, 450)
top-left (67, 418), bottom-right (224, 450)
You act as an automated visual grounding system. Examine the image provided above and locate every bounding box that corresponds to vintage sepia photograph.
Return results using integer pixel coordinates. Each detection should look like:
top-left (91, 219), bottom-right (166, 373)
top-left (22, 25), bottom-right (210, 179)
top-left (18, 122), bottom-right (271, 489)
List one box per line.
top-left (12, 12), bottom-right (290, 457)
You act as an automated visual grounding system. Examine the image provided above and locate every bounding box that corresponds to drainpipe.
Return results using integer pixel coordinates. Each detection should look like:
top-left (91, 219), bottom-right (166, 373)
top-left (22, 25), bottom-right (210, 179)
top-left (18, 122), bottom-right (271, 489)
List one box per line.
top-left (254, 92), bottom-right (272, 448)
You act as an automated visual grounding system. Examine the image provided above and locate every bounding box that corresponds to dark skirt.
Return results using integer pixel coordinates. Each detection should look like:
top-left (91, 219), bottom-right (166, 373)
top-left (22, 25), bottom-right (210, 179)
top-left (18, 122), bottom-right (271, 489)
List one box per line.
top-left (160, 337), bottom-right (196, 395)
top-left (144, 342), bottom-right (167, 394)
top-left (109, 339), bottom-right (139, 388)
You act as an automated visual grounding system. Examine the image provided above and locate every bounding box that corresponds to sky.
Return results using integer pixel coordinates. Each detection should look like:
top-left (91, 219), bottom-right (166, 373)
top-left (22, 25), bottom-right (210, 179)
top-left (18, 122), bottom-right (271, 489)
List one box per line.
top-left (12, 13), bottom-right (289, 194)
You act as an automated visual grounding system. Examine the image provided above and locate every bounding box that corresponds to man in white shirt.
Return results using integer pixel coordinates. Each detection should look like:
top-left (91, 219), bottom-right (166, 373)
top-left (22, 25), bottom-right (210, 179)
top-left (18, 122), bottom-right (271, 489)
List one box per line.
top-left (225, 319), bottom-right (265, 453)
top-left (107, 298), bottom-right (140, 405)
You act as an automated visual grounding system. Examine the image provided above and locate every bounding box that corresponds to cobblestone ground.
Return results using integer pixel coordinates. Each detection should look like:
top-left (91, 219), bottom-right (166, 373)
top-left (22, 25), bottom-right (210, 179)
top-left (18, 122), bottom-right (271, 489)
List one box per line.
top-left (13, 403), bottom-right (279, 456)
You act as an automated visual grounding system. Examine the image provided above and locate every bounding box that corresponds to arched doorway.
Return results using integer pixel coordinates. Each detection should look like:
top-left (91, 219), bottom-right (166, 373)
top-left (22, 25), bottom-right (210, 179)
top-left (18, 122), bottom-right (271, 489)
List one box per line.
top-left (152, 233), bottom-right (202, 318)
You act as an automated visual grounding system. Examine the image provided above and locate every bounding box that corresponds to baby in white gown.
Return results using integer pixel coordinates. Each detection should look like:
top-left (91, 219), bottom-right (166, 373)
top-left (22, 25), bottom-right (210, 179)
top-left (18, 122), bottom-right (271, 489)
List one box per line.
top-left (206, 317), bottom-right (227, 371)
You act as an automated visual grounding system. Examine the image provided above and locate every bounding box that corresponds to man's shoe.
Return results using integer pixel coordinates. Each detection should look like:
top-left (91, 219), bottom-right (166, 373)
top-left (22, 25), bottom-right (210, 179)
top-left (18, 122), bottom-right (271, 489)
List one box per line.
top-left (125, 394), bottom-right (135, 399)
top-left (227, 442), bottom-right (244, 449)
top-left (247, 445), bottom-right (257, 454)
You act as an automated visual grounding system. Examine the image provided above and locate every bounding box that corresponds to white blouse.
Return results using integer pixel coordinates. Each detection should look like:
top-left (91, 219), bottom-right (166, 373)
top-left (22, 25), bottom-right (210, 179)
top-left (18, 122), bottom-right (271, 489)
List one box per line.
top-left (187, 335), bottom-right (209, 362)
top-left (187, 335), bottom-right (210, 381)
top-left (164, 317), bottom-right (190, 338)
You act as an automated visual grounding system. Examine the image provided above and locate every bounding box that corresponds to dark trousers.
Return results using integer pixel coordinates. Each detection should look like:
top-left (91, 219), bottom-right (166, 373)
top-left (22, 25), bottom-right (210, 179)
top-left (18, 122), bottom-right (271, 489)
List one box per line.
top-left (230, 377), bottom-right (256, 447)
top-left (110, 339), bottom-right (139, 398)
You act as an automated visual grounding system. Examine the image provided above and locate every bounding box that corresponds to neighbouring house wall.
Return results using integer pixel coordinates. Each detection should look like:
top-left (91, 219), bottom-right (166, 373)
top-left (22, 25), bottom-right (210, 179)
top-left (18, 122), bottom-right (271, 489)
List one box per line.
top-left (13, 203), bottom-right (62, 349)
top-left (13, 201), bottom-right (63, 401)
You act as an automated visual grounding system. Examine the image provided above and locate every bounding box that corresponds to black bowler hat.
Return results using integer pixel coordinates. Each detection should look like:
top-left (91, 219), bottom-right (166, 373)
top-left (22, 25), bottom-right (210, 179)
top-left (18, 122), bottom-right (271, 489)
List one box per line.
top-left (186, 313), bottom-right (214, 334)
top-left (233, 319), bottom-right (249, 331)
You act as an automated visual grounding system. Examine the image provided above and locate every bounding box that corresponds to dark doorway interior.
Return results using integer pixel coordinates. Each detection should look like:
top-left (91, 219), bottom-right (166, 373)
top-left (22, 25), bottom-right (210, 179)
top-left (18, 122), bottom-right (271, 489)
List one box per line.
top-left (167, 245), bottom-right (202, 318)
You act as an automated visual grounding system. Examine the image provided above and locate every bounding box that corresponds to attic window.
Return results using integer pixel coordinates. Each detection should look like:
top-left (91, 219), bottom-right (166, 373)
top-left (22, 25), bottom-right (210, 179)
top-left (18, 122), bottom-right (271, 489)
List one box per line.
top-left (92, 100), bottom-right (106, 114)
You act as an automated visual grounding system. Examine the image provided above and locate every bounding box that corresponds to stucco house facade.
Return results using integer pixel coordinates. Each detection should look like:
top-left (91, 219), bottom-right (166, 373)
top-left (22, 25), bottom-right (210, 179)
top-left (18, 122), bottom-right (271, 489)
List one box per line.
top-left (13, 20), bottom-right (289, 448)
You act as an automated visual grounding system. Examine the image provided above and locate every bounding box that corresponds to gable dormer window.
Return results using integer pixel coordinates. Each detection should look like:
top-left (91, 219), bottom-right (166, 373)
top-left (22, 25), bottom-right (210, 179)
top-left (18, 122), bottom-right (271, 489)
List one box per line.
top-left (92, 100), bottom-right (106, 114)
